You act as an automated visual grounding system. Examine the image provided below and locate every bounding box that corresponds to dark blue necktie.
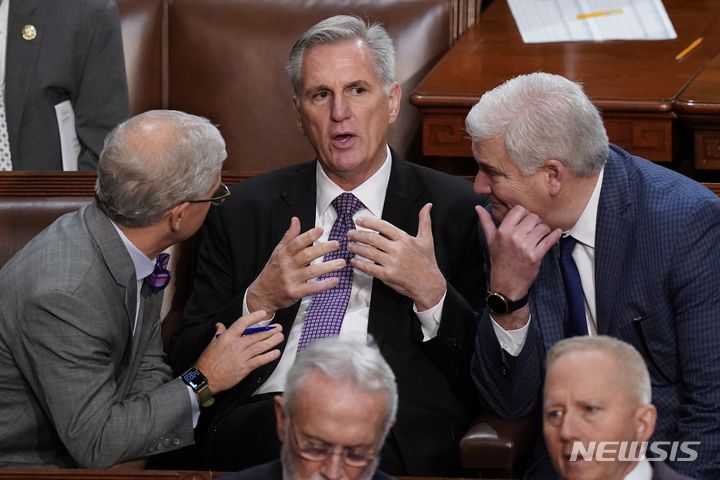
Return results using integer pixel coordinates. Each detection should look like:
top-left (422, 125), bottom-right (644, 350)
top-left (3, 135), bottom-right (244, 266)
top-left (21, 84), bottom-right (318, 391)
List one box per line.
top-left (559, 236), bottom-right (588, 337)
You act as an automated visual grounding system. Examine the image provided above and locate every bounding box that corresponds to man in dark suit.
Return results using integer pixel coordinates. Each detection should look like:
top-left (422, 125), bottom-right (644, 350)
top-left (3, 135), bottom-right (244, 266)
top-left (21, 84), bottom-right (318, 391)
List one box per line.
top-left (5, 0), bottom-right (130, 170)
top-left (172, 15), bottom-right (485, 477)
top-left (0, 110), bottom-right (283, 468)
top-left (221, 337), bottom-right (397, 480)
top-left (527, 336), bottom-right (694, 480)
top-left (468, 72), bottom-right (720, 479)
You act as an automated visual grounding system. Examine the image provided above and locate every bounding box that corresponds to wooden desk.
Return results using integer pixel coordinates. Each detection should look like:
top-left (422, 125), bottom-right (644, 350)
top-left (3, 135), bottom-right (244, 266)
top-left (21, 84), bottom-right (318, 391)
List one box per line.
top-left (410, 0), bottom-right (720, 173)
top-left (676, 50), bottom-right (720, 171)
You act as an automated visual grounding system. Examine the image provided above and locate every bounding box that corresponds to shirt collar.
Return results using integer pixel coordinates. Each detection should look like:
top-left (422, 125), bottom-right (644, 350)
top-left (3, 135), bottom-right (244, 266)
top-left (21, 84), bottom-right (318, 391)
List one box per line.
top-left (111, 222), bottom-right (156, 281)
top-left (623, 457), bottom-right (652, 480)
top-left (564, 167), bottom-right (604, 248)
top-left (315, 145), bottom-right (392, 217)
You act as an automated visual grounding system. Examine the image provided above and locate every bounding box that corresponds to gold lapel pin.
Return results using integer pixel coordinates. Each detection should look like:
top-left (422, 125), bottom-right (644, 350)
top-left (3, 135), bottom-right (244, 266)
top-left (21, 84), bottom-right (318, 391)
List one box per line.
top-left (22, 25), bottom-right (37, 41)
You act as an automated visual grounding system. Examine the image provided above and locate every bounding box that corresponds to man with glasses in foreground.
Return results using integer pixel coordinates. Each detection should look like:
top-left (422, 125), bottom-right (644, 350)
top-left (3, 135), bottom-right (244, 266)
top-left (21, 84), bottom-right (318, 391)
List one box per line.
top-left (222, 336), bottom-right (396, 480)
top-left (0, 110), bottom-right (283, 468)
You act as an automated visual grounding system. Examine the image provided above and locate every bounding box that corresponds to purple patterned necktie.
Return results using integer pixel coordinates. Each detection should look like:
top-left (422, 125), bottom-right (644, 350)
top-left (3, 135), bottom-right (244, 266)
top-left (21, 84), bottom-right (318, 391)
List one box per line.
top-left (297, 192), bottom-right (365, 353)
top-left (148, 252), bottom-right (171, 294)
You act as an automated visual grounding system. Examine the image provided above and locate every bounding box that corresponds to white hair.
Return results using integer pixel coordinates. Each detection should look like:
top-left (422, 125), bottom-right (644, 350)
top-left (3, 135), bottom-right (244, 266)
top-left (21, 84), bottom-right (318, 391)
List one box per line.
top-left (466, 72), bottom-right (608, 177)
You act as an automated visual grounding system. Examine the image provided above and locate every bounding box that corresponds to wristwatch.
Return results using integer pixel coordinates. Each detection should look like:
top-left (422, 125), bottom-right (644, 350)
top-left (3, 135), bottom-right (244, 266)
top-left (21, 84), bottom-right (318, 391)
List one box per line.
top-left (486, 291), bottom-right (528, 316)
top-left (181, 367), bottom-right (215, 408)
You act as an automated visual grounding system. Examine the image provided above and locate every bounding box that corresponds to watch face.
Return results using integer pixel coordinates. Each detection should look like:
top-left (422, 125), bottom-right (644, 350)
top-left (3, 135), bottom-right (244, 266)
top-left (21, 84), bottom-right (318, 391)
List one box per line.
top-left (182, 369), bottom-right (206, 390)
top-left (487, 293), bottom-right (509, 316)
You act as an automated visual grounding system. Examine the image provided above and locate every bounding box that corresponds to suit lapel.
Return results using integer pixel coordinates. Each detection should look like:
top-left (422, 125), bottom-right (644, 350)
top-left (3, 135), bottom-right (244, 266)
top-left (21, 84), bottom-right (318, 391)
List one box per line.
top-left (84, 203), bottom-right (138, 335)
top-left (368, 152), bottom-right (423, 348)
top-left (253, 162), bottom-right (317, 381)
top-left (272, 161), bottom-right (317, 247)
top-left (533, 243), bottom-right (567, 351)
top-left (5, 0), bottom-right (41, 159)
top-left (594, 149), bottom-right (632, 335)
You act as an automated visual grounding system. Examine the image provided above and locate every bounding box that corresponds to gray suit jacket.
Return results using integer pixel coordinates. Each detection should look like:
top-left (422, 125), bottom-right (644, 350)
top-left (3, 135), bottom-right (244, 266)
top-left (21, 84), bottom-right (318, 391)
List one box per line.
top-left (0, 203), bottom-right (193, 468)
top-left (6, 0), bottom-right (130, 170)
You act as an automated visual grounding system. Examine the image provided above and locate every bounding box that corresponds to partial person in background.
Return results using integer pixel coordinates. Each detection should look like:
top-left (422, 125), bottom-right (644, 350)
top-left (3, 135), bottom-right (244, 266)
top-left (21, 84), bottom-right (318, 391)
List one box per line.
top-left (527, 336), bottom-right (694, 480)
top-left (221, 336), bottom-right (396, 480)
top-left (0, 110), bottom-right (283, 468)
top-left (1, 0), bottom-right (130, 170)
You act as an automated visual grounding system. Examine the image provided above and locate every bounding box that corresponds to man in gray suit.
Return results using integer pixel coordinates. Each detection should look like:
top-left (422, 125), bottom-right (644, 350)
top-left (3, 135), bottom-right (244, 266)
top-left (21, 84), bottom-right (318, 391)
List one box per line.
top-left (0, 110), bottom-right (284, 468)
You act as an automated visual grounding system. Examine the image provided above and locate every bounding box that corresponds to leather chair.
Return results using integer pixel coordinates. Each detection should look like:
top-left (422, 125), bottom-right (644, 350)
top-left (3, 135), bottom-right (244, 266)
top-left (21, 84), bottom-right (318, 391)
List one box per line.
top-left (116, 0), bottom-right (476, 174)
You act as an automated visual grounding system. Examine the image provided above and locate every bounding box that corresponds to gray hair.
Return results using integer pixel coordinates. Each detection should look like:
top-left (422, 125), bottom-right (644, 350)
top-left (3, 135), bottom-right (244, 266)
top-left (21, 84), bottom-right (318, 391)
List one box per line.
top-left (546, 336), bottom-right (652, 406)
top-left (284, 336), bottom-right (398, 434)
top-left (285, 15), bottom-right (396, 96)
top-left (465, 72), bottom-right (609, 177)
top-left (95, 110), bottom-right (226, 228)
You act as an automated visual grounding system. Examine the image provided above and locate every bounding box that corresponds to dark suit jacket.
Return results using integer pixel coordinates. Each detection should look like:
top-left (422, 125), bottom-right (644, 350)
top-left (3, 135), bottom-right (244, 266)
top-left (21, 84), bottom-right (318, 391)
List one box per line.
top-left (6, 0), bottom-right (129, 170)
top-left (0, 203), bottom-right (193, 468)
top-left (471, 145), bottom-right (720, 479)
top-left (524, 456), bottom-right (696, 480)
top-left (173, 152), bottom-right (487, 476)
top-left (219, 459), bottom-right (396, 480)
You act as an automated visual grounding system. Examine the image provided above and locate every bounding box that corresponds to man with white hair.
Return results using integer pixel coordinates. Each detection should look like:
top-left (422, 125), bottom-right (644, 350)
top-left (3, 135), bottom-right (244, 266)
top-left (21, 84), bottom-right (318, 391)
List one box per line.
top-left (467, 72), bottom-right (720, 478)
top-left (529, 336), bottom-right (693, 480)
top-left (221, 336), bottom-right (397, 480)
top-left (0, 110), bottom-right (283, 468)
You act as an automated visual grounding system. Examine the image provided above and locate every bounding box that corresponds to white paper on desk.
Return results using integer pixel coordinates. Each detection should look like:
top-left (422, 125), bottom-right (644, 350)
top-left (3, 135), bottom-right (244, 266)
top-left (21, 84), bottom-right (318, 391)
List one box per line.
top-left (508, 0), bottom-right (676, 44)
top-left (54, 99), bottom-right (80, 171)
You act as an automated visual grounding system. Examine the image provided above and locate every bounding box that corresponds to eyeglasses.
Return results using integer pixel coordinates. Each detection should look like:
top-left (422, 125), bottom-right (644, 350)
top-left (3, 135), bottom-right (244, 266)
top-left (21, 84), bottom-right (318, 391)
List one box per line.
top-left (187, 182), bottom-right (231, 206)
top-left (291, 423), bottom-right (377, 467)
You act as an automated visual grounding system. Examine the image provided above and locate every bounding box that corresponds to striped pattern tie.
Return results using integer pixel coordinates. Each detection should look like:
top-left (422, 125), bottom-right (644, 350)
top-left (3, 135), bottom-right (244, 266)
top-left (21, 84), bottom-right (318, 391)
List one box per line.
top-left (148, 252), bottom-right (171, 294)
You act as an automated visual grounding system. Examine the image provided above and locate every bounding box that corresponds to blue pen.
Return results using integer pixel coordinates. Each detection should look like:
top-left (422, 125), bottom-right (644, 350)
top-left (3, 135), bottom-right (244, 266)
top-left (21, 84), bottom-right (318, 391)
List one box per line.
top-left (215, 325), bottom-right (276, 338)
top-left (242, 326), bottom-right (276, 336)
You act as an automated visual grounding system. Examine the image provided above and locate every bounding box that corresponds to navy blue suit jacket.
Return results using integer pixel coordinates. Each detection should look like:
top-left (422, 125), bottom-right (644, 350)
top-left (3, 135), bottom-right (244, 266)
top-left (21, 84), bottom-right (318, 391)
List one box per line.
top-left (471, 145), bottom-right (720, 479)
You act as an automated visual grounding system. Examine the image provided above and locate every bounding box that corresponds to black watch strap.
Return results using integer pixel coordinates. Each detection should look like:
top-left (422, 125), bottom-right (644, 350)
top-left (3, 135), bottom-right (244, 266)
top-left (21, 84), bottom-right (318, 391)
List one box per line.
top-left (486, 291), bottom-right (529, 316)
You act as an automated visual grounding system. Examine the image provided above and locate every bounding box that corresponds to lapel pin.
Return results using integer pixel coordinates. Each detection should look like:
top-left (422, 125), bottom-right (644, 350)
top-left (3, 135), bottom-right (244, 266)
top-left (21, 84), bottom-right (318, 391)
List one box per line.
top-left (22, 25), bottom-right (37, 41)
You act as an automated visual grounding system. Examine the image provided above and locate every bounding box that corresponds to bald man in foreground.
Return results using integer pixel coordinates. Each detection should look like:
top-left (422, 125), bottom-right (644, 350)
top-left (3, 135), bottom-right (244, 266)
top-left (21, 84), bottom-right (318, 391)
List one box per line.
top-left (526, 336), bottom-right (694, 480)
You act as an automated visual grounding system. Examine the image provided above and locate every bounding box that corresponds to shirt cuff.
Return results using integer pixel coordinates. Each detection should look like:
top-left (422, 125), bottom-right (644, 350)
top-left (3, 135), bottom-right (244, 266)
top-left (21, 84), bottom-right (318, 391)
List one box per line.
top-left (413, 291), bottom-right (447, 342)
top-left (243, 288), bottom-right (275, 322)
top-left (491, 314), bottom-right (531, 356)
top-left (186, 385), bottom-right (200, 428)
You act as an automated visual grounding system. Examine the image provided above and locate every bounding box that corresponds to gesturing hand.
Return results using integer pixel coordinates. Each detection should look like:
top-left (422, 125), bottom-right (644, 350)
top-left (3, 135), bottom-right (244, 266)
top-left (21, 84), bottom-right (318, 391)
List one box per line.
top-left (246, 217), bottom-right (345, 314)
top-left (347, 203), bottom-right (446, 311)
top-left (195, 311), bottom-right (284, 394)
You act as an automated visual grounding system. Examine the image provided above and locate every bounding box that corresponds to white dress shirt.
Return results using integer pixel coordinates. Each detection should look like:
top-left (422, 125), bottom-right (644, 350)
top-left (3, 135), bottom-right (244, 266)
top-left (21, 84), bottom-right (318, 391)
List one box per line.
top-left (492, 168), bottom-right (605, 356)
top-left (252, 146), bottom-right (446, 394)
top-left (625, 458), bottom-right (652, 480)
top-left (0, 0), bottom-right (8, 88)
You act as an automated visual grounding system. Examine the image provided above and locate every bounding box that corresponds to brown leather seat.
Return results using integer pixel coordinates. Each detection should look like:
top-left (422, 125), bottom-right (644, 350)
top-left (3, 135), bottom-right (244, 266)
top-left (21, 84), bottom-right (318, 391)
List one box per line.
top-left (117, 0), bottom-right (462, 174)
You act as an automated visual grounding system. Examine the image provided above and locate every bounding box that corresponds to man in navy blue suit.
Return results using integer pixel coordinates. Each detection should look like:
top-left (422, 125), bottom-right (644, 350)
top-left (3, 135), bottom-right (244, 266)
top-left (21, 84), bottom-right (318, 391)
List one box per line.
top-left (467, 72), bottom-right (720, 479)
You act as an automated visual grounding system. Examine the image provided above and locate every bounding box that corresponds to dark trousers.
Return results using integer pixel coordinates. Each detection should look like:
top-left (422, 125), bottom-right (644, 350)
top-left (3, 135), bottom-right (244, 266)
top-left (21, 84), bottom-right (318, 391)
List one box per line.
top-left (205, 393), bottom-right (282, 472)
